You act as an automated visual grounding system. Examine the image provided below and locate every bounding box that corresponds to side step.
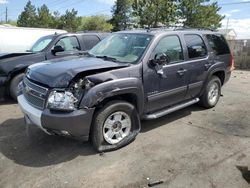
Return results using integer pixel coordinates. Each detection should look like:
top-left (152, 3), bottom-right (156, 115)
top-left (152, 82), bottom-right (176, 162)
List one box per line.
top-left (143, 98), bottom-right (200, 120)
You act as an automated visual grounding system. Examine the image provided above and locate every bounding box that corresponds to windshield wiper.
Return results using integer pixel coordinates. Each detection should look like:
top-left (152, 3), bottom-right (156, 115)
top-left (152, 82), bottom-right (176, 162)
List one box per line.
top-left (96, 55), bottom-right (120, 63)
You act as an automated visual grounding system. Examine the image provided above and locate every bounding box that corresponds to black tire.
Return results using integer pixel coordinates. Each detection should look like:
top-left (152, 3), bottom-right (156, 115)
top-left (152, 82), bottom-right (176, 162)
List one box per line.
top-left (199, 76), bottom-right (221, 108)
top-left (10, 73), bottom-right (25, 101)
top-left (91, 100), bottom-right (140, 152)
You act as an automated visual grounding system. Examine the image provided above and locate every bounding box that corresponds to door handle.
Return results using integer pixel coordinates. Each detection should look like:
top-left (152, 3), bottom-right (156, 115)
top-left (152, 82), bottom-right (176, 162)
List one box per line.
top-left (177, 69), bottom-right (187, 76)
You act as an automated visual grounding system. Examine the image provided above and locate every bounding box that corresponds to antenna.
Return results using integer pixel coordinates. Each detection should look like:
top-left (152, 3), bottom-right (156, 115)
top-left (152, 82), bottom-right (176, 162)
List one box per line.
top-left (5, 7), bottom-right (7, 23)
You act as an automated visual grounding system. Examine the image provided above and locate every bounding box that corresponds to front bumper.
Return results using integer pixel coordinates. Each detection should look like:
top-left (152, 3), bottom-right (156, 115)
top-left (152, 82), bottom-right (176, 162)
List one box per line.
top-left (17, 94), bottom-right (95, 140)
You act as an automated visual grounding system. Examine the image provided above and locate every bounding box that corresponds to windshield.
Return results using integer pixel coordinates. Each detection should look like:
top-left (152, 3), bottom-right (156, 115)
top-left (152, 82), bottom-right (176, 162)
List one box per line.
top-left (89, 33), bottom-right (153, 63)
top-left (30, 35), bottom-right (54, 52)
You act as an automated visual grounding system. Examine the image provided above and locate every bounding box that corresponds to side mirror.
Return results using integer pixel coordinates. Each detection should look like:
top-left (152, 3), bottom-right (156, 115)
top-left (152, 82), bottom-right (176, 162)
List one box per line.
top-left (149, 53), bottom-right (170, 77)
top-left (52, 45), bottom-right (65, 55)
top-left (149, 53), bottom-right (170, 67)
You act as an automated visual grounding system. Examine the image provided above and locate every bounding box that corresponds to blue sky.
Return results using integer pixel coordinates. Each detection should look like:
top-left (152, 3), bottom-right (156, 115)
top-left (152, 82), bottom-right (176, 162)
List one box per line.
top-left (0, 0), bottom-right (250, 39)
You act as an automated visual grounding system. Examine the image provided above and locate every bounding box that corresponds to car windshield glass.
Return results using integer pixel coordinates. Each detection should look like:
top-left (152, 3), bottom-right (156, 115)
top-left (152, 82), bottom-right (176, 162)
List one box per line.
top-left (30, 35), bottom-right (54, 52)
top-left (89, 33), bottom-right (153, 64)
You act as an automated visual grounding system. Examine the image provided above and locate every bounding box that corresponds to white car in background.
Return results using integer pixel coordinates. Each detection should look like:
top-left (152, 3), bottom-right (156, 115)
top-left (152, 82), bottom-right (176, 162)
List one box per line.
top-left (0, 25), bottom-right (67, 53)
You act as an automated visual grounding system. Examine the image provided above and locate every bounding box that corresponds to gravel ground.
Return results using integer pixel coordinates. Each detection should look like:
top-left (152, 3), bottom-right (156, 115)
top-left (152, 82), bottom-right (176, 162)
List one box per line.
top-left (0, 70), bottom-right (250, 188)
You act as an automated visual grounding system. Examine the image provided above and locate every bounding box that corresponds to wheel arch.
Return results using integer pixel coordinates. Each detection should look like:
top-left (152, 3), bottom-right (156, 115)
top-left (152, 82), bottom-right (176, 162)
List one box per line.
top-left (212, 70), bottom-right (225, 86)
top-left (8, 66), bottom-right (27, 81)
top-left (200, 68), bottom-right (225, 97)
top-left (80, 78), bottom-right (145, 115)
top-left (6, 66), bottom-right (27, 97)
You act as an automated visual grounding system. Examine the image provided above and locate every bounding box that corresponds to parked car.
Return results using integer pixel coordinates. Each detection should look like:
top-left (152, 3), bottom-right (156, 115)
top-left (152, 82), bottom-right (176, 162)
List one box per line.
top-left (0, 32), bottom-right (109, 100)
top-left (17, 28), bottom-right (234, 152)
top-left (0, 26), bottom-right (66, 53)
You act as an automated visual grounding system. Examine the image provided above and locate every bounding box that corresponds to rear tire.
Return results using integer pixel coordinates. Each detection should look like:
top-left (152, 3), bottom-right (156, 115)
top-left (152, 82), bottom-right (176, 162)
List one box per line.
top-left (10, 73), bottom-right (25, 101)
top-left (91, 100), bottom-right (140, 152)
top-left (199, 76), bottom-right (221, 108)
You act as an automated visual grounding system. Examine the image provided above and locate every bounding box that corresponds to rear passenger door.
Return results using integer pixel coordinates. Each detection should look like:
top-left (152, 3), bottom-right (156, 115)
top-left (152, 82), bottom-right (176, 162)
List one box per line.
top-left (81, 35), bottom-right (101, 51)
top-left (183, 34), bottom-right (210, 99)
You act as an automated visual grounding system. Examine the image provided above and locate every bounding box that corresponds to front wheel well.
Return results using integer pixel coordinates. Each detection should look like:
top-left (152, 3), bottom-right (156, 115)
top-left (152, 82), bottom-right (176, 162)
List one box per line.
top-left (9, 68), bottom-right (27, 81)
top-left (95, 93), bottom-right (139, 112)
top-left (212, 71), bottom-right (225, 85)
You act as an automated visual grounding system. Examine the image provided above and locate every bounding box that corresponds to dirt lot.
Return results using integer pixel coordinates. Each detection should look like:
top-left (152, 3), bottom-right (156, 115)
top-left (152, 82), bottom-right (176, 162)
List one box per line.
top-left (0, 70), bottom-right (250, 188)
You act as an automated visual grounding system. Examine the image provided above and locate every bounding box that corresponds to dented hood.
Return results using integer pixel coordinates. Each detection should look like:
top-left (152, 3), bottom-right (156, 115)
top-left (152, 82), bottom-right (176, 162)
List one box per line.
top-left (28, 56), bottom-right (129, 88)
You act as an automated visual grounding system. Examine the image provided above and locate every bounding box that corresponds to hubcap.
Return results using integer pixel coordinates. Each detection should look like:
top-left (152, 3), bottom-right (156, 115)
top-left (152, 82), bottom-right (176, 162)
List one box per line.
top-left (208, 82), bottom-right (219, 105)
top-left (103, 111), bottom-right (131, 145)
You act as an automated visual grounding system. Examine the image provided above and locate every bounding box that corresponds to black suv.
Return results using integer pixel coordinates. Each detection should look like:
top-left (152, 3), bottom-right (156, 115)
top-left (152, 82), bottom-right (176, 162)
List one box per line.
top-left (0, 32), bottom-right (108, 100)
top-left (17, 29), bottom-right (234, 152)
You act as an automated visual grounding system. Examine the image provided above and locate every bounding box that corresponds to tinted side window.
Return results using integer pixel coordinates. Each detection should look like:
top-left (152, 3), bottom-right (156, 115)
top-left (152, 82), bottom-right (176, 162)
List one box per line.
top-left (56, 36), bottom-right (80, 51)
top-left (153, 35), bottom-right (184, 63)
top-left (184, 34), bottom-right (207, 59)
top-left (206, 34), bottom-right (230, 55)
top-left (82, 35), bottom-right (101, 50)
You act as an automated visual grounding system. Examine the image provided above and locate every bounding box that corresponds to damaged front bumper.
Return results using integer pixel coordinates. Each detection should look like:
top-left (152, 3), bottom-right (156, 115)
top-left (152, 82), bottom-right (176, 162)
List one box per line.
top-left (17, 94), bottom-right (95, 141)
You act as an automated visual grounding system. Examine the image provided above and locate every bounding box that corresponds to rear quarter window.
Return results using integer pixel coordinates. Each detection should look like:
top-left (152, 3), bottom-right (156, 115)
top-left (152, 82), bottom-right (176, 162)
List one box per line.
top-left (206, 34), bottom-right (230, 55)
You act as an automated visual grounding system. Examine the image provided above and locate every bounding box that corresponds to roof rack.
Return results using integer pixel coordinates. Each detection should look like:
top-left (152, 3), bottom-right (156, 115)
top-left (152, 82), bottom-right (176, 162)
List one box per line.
top-left (174, 26), bottom-right (217, 32)
top-left (143, 26), bottom-right (216, 32)
top-left (76, 30), bottom-right (102, 33)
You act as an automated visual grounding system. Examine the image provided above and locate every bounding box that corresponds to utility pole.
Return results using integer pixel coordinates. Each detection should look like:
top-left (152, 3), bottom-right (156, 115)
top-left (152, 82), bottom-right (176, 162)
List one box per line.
top-left (226, 17), bottom-right (229, 33)
top-left (5, 7), bottom-right (7, 23)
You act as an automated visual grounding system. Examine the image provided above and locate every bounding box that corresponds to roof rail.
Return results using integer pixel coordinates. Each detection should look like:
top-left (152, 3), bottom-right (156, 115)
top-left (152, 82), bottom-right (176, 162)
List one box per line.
top-left (142, 26), bottom-right (216, 32)
top-left (76, 30), bottom-right (102, 33)
top-left (174, 26), bottom-right (217, 32)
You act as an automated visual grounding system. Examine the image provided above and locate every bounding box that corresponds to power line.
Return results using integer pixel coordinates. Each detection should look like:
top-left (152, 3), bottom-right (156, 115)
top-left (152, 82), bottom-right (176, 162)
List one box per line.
top-left (49, 0), bottom-right (72, 8)
top-left (55, 0), bottom-right (86, 10)
top-left (218, 1), bottom-right (250, 6)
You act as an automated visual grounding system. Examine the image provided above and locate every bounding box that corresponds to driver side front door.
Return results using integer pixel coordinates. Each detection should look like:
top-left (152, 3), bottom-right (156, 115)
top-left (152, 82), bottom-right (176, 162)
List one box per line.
top-left (144, 35), bottom-right (188, 113)
top-left (45, 36), bottom-right (82, 60)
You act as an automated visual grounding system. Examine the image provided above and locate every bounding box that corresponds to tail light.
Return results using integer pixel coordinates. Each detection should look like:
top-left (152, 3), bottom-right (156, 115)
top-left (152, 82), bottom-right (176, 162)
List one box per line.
top-left (230, 54), bottom-right (235, 71)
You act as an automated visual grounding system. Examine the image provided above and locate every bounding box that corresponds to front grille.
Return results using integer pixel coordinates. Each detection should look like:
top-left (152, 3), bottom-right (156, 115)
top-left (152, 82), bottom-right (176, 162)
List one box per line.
top-left (22, 77), bottom-right (48, 110)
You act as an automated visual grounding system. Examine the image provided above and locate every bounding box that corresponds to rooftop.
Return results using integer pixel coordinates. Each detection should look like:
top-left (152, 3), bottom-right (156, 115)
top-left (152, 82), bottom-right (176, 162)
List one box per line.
top-left (117, 27), bottom-right (218, 36)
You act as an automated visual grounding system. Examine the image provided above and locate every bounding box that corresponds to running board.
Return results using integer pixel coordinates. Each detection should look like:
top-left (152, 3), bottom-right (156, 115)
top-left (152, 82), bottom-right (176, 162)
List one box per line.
top-left (143, 98), bottom-right (200, 120)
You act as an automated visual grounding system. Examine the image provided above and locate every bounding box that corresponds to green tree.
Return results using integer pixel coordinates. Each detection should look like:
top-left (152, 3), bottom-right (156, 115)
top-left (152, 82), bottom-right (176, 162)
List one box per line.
top-left (59, 9), bottom-right (81, 32)
top-left (50, 11), bottom-right (61, 29)
top-left (110, 0), bottom-right (133, 31)
top-left (37, 4), bottom-right (53, 28)
top-left (17, 1), bottom-right (37, 27)
top-left (132, 0), bottom-right (177, 28)
top-left (177, 0), bottom-right (224, 29)
top-left (81, 15), bottom-right (113, 32)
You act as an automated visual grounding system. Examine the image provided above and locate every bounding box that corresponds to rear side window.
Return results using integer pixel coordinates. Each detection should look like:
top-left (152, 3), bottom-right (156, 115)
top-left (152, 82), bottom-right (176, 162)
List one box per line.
top-left (82, 35), bottom-right (101, 50)
top-left (206, 34), bottom-right (230, 55)
top-left (184, 34), bottom-right (207, 59)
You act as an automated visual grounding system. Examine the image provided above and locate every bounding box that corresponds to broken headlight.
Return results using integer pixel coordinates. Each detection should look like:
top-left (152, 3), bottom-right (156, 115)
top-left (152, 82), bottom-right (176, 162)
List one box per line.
top-left (47, 78), bottom-right (94, 111)
top-left (47, 91), bottom-right (78, 111)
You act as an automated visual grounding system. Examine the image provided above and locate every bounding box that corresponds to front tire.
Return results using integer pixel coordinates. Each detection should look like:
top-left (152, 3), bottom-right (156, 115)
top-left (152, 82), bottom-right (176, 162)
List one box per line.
top-left (91, 100), bottom-right (140, 152)
top-left (199, 76), bottom-right (221, 108)
top-left (10, 73), bottom-right (25, 101)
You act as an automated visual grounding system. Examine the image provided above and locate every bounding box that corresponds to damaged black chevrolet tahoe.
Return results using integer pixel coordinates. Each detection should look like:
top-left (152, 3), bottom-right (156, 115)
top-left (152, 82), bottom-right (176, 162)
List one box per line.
top-left (17, 29), bottom-right (234, 152)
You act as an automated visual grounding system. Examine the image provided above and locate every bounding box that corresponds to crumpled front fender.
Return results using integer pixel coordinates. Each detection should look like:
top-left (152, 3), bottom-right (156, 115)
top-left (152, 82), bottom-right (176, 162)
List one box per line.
top-left (80, 77), bottom-right (144, 114)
